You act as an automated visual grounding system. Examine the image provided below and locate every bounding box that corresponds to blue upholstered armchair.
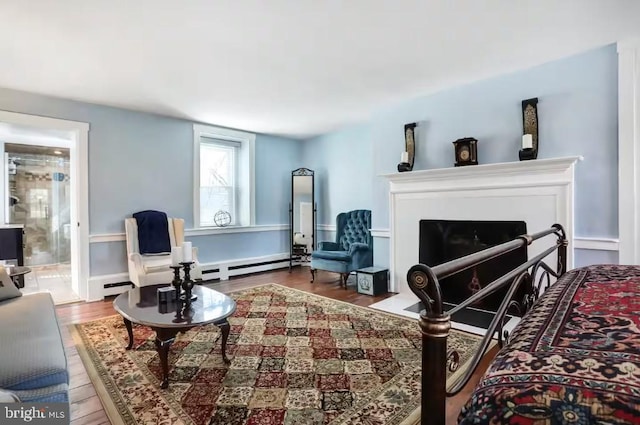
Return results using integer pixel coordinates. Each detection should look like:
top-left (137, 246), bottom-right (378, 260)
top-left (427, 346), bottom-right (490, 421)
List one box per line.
top-left (310, 209), bottom-right (373, 288)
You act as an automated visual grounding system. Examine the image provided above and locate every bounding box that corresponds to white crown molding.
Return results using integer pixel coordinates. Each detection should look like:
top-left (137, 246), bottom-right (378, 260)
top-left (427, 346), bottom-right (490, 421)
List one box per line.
top-left (89, 224), bottom-right (289, 243)
top-left (617, 38), bottom-right (640, 53)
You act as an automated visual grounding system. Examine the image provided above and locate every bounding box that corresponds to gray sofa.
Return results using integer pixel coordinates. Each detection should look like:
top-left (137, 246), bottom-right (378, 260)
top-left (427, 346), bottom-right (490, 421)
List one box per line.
top-left (0, 288), bottom-right (69, 404)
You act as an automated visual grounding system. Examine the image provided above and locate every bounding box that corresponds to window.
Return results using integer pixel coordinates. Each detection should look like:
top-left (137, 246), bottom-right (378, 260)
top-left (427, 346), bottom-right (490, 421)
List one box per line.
top-left (194, 124), bottom-right (255, 228)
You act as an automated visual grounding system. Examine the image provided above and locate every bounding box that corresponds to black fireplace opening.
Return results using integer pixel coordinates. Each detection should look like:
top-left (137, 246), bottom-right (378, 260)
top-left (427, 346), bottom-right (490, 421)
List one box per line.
top-left (405, 219), bottom-right (528, 328)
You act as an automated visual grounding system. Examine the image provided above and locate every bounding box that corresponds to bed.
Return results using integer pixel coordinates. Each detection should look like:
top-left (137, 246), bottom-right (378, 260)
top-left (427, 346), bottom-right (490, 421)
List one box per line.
top-left (406, 225), bottom-right (640, 424)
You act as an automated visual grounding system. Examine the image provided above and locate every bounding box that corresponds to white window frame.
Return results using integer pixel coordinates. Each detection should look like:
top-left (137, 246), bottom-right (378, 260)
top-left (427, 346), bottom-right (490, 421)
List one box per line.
top-left (193, 124), bottom-right (255, 228)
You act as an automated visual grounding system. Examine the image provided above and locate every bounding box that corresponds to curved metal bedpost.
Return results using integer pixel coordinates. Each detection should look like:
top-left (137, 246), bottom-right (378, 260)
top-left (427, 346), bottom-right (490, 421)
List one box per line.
top-left (552, 223), bottom-right (568, 276)
top-left (447, 271), bottom-right (529, 395)
top-left (406, 264), bottom-right (449, 425)
top-left (407, 264), bottom-right (444, 316)
top-left (409, 225), bottom-right (570, 425)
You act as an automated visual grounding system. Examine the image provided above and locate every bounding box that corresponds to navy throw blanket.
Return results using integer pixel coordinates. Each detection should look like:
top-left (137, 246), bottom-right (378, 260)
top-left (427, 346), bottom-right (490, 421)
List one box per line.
top-left (133, 210), bottom-right (172, 255)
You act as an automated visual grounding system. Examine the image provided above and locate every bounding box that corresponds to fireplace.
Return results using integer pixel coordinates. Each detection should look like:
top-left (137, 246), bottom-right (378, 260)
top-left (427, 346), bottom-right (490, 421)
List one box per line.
top-left (375, 157), bottom-right (579, 332)
top-left (405, 220), bottom-right (528, 328)
top-left (421, 219), bottom-right (527, 310)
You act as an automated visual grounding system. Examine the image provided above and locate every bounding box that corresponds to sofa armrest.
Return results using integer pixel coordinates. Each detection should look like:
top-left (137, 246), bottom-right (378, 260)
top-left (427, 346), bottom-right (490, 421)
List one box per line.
top-left (318, 242), bottom-right (340, 251)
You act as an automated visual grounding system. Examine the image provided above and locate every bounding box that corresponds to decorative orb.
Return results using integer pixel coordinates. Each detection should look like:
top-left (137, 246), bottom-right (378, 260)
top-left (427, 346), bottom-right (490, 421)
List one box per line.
top-left (214, 210), bottom-right (232, 227)
top-left (293, 232), bottom-right (307, 245)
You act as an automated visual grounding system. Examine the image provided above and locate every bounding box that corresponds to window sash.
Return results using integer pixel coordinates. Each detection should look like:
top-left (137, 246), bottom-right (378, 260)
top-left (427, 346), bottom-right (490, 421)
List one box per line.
top-left (199, 142), bottom-right (237, 226)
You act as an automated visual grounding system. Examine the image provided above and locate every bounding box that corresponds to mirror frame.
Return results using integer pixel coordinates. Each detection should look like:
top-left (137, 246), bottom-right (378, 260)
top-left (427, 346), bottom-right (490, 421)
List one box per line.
top-left (289, 168), bottom-right (316, 270)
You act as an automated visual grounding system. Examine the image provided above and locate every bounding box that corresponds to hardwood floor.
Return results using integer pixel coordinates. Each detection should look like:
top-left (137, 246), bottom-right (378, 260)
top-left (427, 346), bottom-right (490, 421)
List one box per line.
top-left (57, 267), bottom-right (494, 425)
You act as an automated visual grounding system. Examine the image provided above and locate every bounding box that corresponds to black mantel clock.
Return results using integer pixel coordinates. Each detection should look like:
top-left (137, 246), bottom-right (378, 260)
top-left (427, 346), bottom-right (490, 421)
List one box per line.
top-left (453, 137), bottom-right (478, 166)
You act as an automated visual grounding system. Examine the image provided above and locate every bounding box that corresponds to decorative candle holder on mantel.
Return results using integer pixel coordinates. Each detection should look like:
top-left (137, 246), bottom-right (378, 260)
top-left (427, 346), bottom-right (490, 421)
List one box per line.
top-left (519, 98), bottom-right (539, 161)
top-left (398, 122), bottom-right (417, 172)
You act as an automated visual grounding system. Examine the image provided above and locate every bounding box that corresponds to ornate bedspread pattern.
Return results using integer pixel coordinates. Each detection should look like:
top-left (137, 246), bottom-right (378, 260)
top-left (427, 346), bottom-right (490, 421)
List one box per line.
top-left (459, 265), bottom-right (640, 424)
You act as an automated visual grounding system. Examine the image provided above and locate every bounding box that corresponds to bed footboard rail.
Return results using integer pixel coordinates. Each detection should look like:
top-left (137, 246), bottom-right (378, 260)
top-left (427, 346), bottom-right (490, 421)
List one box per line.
top-left (407, 223), bottom-right (568, 425)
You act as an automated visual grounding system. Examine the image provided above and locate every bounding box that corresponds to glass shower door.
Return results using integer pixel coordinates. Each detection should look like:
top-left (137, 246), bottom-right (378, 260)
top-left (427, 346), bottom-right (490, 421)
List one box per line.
top-left (6, 147), bottom-right (71, 266)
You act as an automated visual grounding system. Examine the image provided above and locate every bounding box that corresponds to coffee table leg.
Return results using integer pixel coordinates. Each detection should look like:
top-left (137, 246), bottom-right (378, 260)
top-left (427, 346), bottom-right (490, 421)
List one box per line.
top-left (153, 328), bottom-right (179, 389)
top-left (217, 319), bottom-right (231, 364)
top-left (123, 318), bottom-right (134, 350)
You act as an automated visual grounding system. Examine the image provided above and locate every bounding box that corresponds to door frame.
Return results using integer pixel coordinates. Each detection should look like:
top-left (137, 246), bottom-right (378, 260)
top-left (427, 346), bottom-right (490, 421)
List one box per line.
top-left (0, 110), bottom-right (90, 301)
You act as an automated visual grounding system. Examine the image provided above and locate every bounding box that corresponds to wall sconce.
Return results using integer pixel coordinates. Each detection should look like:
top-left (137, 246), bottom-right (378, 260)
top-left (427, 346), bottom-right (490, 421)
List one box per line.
top-left (519, 98), bottom-right (539, 161)
top-left (398, 122), bottom-right (417, 172)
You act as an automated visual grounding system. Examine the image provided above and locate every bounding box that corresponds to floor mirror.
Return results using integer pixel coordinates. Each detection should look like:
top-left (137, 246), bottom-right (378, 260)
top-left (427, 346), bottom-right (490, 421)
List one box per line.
top-left (289, 168), bottom-right (316, 270)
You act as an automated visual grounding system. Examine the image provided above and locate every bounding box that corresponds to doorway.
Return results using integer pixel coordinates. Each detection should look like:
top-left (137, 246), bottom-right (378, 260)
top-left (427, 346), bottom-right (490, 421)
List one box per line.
top-left (4, 143), bottom-right (76, 303)
top-left (0, 111), bottom-right (90, 303)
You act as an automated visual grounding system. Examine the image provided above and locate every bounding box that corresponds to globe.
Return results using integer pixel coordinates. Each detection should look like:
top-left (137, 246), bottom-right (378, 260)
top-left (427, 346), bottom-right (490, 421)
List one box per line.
top-left (213, 210), bottom-right (232, 227)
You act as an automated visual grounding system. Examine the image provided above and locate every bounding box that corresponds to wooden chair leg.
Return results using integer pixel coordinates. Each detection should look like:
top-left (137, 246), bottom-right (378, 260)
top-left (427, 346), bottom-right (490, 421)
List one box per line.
top-left (341, 273), bottom-right (349, 289)
top-left (310, 268), bottom-right (316, 283)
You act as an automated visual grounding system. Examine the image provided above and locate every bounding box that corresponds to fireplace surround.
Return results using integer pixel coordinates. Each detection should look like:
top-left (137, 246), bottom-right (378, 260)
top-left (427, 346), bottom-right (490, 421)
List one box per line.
top-left (382, 156), bottom-right (581, 298)
top-left (419, 219), bottom-right (528, 313)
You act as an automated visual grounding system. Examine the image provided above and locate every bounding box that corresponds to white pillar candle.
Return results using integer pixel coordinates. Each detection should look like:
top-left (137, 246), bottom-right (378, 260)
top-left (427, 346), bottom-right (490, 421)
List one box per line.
top-left (182, 242), bottom-right (193, 263)
top-left (401, 151), bottom-right (409, 163)
top-left (171, 246), bottom-right (182, 266)
top-left (522, 134), bottom-right (533, 149)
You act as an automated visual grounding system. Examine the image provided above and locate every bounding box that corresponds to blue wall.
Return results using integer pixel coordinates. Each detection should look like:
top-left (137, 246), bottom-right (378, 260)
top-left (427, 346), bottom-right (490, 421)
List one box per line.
top-left (302, 123), bottom-right (373, 225)
top-left (0, 87), bottom-right (301, 276)
top-left (0, 43), bottom-right (620, 277)
top-left (304, 44), bottom-right (619, 268)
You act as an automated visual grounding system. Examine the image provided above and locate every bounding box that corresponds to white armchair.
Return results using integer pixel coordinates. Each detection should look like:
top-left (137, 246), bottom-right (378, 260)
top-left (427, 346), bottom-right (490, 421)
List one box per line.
top-left (125, 217), bottom-right (202, 287)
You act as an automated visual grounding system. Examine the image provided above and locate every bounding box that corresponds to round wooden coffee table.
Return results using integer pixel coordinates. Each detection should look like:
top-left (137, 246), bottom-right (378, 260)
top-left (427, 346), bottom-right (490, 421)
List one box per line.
top-left (113, 284), bottom-right (236, 388)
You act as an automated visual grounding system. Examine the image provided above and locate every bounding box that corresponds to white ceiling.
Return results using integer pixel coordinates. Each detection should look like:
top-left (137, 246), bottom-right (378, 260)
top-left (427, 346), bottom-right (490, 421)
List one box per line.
top-left (0, 0), bottom-right (639, 139)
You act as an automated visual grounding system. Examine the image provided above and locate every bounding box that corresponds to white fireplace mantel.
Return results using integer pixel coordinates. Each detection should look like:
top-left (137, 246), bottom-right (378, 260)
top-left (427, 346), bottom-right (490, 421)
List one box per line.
top-left (381, 156), bottom-right (583, 295)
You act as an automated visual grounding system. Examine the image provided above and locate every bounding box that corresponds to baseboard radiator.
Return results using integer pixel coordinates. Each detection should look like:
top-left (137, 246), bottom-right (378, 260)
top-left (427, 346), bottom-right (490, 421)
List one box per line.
top-left (100, 253), bottom-right (292, 298)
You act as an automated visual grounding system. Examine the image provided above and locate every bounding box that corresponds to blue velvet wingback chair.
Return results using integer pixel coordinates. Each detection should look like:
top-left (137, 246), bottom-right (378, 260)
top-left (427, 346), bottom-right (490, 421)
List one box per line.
top-left (310, 209), bottom-right (373, 288)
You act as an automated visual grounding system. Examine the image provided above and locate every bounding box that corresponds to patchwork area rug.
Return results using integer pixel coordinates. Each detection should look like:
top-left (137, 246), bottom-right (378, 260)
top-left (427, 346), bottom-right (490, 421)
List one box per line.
top-left (72, 283), bottom-right (483, 425)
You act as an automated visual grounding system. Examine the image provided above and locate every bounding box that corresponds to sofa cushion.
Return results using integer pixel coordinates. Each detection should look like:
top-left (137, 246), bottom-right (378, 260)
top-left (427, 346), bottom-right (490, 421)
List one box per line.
top-left (0, 293), bottom-right (68, 390)
top-left (0, 267), bottom-right (22, 301)
top-left (12, 383), bottom-right (68, 403)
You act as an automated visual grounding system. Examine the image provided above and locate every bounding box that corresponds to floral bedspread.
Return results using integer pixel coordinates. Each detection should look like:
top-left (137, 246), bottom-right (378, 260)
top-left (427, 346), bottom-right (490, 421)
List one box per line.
top-left (458, 265), bottom-right (640, 424)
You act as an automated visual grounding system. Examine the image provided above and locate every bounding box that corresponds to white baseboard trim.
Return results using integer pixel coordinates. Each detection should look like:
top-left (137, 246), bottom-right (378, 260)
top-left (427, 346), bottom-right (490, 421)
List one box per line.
top-left (88, 272), bottom-right (131, 300)
top-left (89, 252), bottom-right (292, 299)
top-left (89, 224), bottom-right (289, 243)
